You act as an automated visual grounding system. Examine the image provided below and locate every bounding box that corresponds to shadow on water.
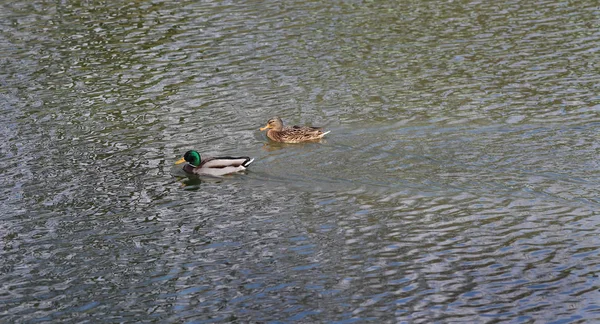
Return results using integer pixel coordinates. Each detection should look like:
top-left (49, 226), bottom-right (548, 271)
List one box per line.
top-left (178, 177), bottom-right (221, 191)
top-left (172, 167), bottom-right (254, 191)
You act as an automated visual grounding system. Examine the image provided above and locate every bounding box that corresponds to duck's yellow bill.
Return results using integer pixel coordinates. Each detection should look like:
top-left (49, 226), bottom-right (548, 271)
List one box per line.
top-left (175, 157), bottom-right (186, 165)
top-left (259, 125), bottom-right (268, 131)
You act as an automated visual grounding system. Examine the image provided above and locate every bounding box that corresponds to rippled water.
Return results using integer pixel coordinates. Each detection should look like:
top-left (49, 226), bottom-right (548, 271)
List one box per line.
top-left (1, 0), bottom-right (599, 322)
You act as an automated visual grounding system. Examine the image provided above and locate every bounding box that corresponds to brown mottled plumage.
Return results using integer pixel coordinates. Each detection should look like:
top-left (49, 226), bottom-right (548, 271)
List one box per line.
top-left (259, 116), bottom-right (330, 143)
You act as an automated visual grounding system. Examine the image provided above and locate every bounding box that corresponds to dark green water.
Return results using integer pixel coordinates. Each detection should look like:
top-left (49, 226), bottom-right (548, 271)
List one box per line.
top-left (1, 0), bottom-right (599, 322)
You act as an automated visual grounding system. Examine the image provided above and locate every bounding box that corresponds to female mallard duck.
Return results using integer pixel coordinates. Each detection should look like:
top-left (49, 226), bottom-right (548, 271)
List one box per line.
top-left (175, 150), bottom-right (254, 176)
top-left (259, 116), bottom-right (330, 143)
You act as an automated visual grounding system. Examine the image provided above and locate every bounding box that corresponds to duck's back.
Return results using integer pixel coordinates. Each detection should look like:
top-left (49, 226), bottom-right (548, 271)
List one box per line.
top-left (268, 125), bottom-right (328, 143)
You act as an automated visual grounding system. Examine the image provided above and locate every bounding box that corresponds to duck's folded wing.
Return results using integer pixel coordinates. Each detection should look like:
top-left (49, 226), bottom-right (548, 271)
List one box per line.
top-left (202, 157), bottom-right (253, 168)
top-left (292, 125), bottom-right (323, 131)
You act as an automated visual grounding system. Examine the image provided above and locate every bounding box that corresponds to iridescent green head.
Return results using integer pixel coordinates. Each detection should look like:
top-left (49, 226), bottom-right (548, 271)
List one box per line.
top-left (175, 150), bottom-right (201, 167)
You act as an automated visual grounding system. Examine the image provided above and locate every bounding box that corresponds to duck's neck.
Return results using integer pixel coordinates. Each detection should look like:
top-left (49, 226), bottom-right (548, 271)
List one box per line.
top-left (267, 129), bottom-right (284, 142)
top-left (268, 127), bottom-right (283, 135)
top-left (183, 164), bottom-right (197, 173)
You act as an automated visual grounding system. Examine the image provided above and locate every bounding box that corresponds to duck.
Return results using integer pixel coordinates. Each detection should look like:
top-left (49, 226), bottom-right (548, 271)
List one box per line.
top-left (259, 116), bottom-right (330, 143)
top-left (175, 150), bottom-right (254, 177)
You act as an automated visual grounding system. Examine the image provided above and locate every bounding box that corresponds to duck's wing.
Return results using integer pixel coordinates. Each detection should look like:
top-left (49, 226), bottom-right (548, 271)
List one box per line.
top-left (291, 125), bottom-right (323, 131)
top-left (200, 156), bottom-right (254, 168)
top-left (277, 125), bottom-right (329, 142)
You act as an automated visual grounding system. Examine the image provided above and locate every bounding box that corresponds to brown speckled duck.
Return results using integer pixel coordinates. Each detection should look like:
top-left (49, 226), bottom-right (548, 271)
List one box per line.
top-left (259, 116), bottom-right (330, 143)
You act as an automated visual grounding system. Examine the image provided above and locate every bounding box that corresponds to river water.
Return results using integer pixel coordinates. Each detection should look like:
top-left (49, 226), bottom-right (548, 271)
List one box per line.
top-left (1, 0), bottom-right (599, 322)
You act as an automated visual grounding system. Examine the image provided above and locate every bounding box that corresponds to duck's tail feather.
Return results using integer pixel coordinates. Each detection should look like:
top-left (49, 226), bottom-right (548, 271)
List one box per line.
top-left (243, 157), bottom-right (254, 167)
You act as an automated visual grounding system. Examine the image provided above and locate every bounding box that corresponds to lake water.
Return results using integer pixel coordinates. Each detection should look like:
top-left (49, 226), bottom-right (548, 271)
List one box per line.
top-left (1, 0), bottom-right (599, 322)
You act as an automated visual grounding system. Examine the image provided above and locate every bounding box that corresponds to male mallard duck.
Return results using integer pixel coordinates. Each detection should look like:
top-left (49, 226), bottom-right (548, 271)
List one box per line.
top-left (259, 116), bottom-right (330, 143)
top-left (175, 150), bottom-right (254, 177)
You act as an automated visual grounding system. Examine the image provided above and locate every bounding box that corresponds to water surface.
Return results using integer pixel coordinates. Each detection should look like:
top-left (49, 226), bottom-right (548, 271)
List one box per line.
top-left (1, 0), bottom-right (599, 322)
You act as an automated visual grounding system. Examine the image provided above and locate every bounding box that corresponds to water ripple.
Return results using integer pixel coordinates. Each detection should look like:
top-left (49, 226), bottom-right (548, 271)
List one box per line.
top-left (1, 0), bottom-right (600, 322)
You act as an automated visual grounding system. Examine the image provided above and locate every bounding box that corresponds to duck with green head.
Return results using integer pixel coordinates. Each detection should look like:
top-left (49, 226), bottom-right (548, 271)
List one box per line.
top-left (175, 150), bottom-right (254, 177)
